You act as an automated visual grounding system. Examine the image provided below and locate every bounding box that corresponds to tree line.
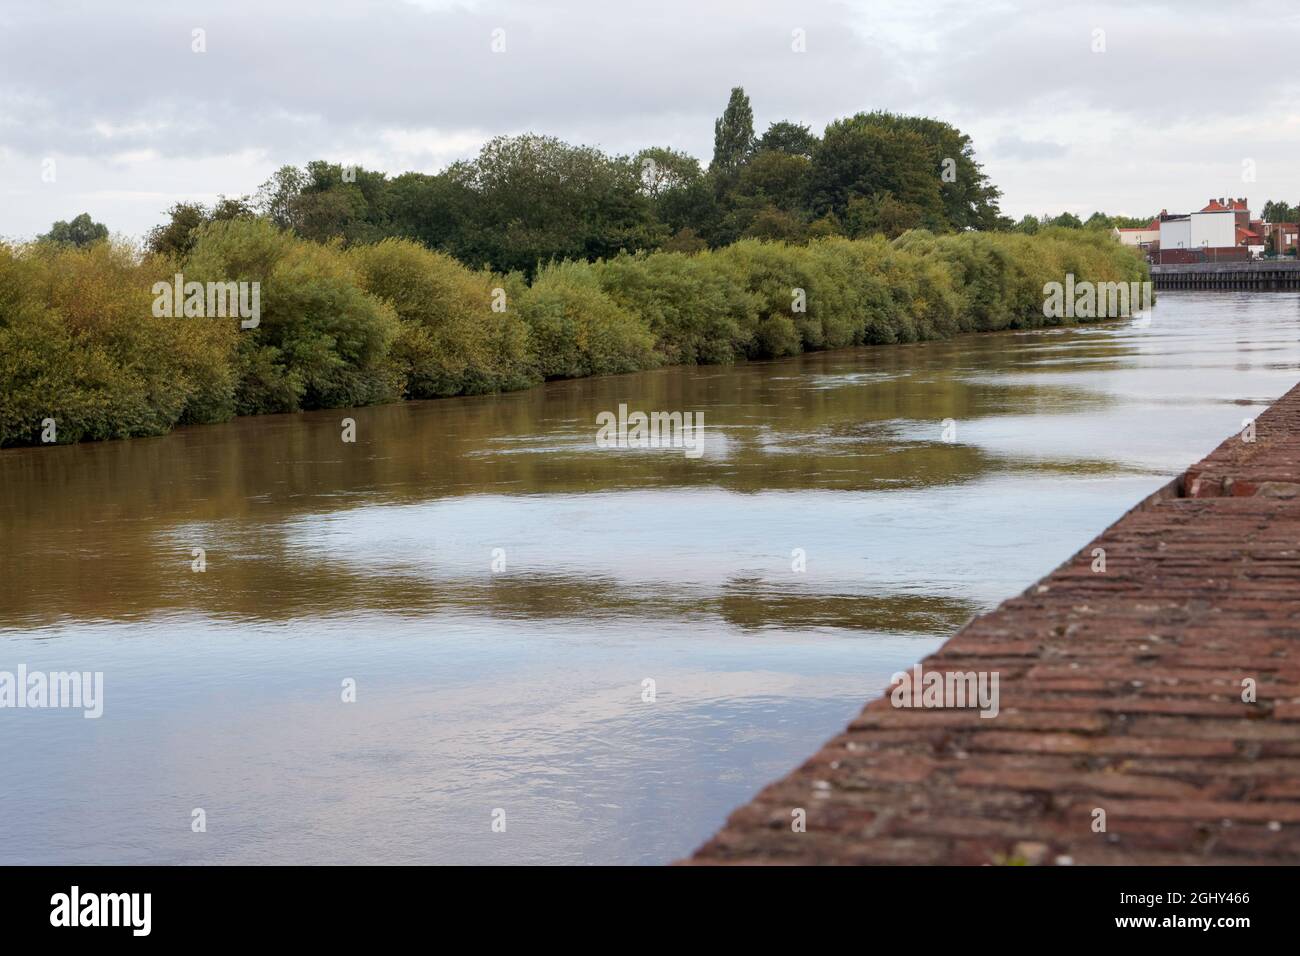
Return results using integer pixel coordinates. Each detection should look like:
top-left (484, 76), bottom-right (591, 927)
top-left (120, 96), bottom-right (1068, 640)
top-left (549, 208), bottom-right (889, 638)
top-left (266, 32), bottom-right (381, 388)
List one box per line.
top-left (1014, 201), bottom-right (1300, 237)
top-left (51, 88), bottom-right (1293, 264)
top-left (1012, 211), bottom-right (1155, 233)
top-left (122, 87), bottom-right (1009, 274)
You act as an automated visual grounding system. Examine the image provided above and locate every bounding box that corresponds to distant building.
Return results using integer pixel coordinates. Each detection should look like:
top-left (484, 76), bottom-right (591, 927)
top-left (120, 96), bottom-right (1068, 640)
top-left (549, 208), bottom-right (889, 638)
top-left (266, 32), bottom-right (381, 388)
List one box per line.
top-left (1238, 224), bottom-right (1264, 258)
top-left (1260, 221), bottom-right (1299, 255)
top-left (1112, 217), bottom-right (1160, 249)
top-left (1156, 198), bottom-right (1252, 263)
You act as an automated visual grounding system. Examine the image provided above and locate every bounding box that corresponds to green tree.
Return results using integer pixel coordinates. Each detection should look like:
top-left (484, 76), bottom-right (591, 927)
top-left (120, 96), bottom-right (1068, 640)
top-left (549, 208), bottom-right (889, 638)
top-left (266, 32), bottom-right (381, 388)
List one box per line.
top-left (736, 150), bottom-right (811, 211)
top-left (39, 213), bottom-right (109, 247)
top-left (660, 227), bottom-right (709, 253)
top-left (843, 192), bottom-right (924, 239)
top-left (636, 147), bottom-right (703, 198)
top-left (710, 87), bottom-right (756, 183)
top-left (146, 196), bottom-right (254, 258)
top-left (384, 170), bottom-right (475, 253)
top-left (1262, 200), bottom-right (1299, 223)
top-left (256, 165), bottom-right (309, 231)
top-left (635, 147), bottom-right (720, 244)
top-left (833, 113), bottom-right (1003, 230)
top-left (295, 161), bottom-right (392, 244)
top-left (453, 134), bottom-right (657, 274)
top-left (1013, 214), bottom-right (1041, 235)
top-left (742, 205), bottom-right (807, 242)
top-left (1047, 212), bottom-right (1084, 229)
top-left (807, 116), bottom-right (945, 228)
top-left (146, 203), bottom-right (207, 258)
top-left (756, 121), bottom-right (819, 158)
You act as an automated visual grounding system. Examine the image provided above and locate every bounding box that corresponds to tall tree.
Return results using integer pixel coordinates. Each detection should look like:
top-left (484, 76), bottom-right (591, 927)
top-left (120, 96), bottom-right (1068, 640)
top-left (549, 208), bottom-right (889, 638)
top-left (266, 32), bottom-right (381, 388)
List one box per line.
top-left (710, 87), bottom-right (755, 181)
top-left (1262, 199), bottom-right (1299, 223)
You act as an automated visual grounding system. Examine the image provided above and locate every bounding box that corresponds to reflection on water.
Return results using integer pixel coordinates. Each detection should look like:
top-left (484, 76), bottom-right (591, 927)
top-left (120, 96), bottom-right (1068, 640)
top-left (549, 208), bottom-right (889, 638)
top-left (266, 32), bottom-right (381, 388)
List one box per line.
top-left (2, 292), bottom-right (1299, 863)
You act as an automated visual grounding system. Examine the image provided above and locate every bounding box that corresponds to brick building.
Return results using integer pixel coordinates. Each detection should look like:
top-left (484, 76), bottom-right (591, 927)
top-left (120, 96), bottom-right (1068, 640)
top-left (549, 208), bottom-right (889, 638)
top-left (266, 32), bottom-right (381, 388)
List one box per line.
top-left (1260, 221), bottom-right (1299, 255)
top-left (1156, 198), bottom-right (1257, 263)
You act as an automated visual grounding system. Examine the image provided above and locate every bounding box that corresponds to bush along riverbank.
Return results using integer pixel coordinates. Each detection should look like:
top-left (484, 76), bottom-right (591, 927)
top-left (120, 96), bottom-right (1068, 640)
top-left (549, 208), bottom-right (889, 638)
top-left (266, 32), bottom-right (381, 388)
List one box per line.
top-left (0, 223), bottom-right (1148, 447)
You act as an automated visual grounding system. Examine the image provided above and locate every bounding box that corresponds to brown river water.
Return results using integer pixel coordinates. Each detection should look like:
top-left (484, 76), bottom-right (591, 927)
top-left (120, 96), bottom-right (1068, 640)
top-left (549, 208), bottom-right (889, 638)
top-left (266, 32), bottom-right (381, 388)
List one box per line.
top-left (2, 291), bottom-right (1298, 864)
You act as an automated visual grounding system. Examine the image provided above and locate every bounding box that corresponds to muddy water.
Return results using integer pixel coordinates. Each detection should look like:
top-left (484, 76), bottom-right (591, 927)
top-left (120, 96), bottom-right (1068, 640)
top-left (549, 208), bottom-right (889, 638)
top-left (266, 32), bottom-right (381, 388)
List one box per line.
top-left (2, 292), bottom-right (1297, 864)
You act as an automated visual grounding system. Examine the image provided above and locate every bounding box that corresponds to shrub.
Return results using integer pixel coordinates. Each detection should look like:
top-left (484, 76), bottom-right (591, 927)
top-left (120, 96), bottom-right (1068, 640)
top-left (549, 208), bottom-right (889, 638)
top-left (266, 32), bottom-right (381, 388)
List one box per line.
top-left (0, 226), bottom-right (1149, 446)
top-left (186, 219), bottom-right (402, 413)
top-left (349, 239), bottom-right (535, 398)
top-left (0, 239), bottom-right (234, 445)
top-left (518, 260), bottom-right (657, 380)
top-left (594, 251), bottom-right (744, 365)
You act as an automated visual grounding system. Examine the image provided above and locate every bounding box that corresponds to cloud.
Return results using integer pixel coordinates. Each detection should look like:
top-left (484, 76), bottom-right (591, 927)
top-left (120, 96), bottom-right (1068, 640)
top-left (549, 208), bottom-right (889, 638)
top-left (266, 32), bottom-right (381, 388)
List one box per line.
top-left (991, 136), bottom-right (1068, 162)
top-left (1, 0), bottom-right (1299, 236)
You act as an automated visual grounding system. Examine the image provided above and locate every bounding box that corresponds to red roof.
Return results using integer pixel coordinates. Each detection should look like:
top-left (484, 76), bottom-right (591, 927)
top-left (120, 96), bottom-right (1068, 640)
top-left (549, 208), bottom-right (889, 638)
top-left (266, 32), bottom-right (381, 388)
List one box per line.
top-left (1203, 198), bottom-right (1249, 212)
top-left (1237, 226), bottom-right (1260, 242)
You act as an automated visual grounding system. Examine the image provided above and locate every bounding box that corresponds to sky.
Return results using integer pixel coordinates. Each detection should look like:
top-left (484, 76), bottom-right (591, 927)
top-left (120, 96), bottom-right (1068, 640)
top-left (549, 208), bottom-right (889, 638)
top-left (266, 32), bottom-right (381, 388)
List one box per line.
top-left (3, 0), bottom-right (1300, 240)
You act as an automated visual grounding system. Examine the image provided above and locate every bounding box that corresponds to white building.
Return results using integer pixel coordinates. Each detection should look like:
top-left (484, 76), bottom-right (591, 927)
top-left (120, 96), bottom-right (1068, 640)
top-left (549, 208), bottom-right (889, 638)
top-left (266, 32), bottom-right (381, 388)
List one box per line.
top-left (1191, 210), bottom-right (1236, 249)
top-left (1159, 210), bottom-right (1237, 258)
top-left (1159, 216), bottom-right (1191, 251)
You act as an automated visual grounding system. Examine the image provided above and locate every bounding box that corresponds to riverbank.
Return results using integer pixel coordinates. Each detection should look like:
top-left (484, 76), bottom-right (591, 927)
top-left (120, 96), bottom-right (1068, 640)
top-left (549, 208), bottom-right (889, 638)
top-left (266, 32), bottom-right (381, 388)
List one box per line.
top-left (0, 227), bottom-right (1145, 447)
top-left (686, 380), bottom-right (1300, 865)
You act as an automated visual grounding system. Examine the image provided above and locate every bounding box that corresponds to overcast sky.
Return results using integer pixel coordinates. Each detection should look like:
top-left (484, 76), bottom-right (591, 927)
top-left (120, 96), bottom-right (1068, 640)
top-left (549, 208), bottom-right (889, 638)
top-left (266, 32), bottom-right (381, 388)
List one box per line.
top-left (3, 0), bottom-right (1299, 240)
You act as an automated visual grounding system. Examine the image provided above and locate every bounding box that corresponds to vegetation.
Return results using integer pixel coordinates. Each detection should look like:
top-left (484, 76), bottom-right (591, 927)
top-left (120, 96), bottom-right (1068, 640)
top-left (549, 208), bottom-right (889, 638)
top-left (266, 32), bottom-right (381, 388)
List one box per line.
top-left (6, 90), bottom-right (1153, 448)
top-left (38, 213), bottom-right (109, 247)
top-left (1257, 199), bottom-right (1300, 225)
top-left (1012, 211), bottom-right (1158, 234)
top-left (131, 87), bottom-right (1007, 275)
top-left (0, 226), bottom-right (1148, 447)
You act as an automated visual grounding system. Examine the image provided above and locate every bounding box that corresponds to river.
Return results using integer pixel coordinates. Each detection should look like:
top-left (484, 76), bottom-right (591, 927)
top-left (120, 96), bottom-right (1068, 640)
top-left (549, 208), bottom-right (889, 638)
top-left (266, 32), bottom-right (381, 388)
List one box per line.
top-left (2, 291), bottom-right (1298, 864)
